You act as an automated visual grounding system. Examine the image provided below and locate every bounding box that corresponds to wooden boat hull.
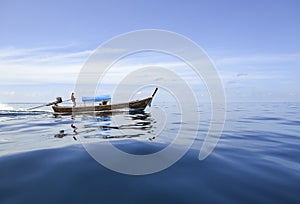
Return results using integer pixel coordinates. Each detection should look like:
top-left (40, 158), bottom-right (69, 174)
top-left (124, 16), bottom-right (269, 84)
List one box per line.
top-left (52, 97), bottom-right (153, 114)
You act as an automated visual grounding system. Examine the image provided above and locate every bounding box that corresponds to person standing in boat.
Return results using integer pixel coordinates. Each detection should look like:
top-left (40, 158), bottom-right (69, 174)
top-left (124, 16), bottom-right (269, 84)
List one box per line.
top-left (71, 92), bottom-right (76, 107)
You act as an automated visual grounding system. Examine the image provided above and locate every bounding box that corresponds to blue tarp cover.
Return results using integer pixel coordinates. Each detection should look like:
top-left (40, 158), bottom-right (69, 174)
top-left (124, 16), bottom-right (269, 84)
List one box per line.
top-left (82, 95), bottom-right (111, 102)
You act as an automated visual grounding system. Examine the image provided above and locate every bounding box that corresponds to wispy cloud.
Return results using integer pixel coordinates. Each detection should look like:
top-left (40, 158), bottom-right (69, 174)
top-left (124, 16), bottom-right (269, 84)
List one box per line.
top-left (0, 45), bottom-right (94, 65)
top-left (0, 46), bottom-right (185, 85)
top-left (212, 52), bottom-right (300, 86)
top-left (0, 45), bottom-right (96, 84)
top-left (215, 53), bottom-right (300, 65)
top-left (0, 47), bottom-right (299, 102)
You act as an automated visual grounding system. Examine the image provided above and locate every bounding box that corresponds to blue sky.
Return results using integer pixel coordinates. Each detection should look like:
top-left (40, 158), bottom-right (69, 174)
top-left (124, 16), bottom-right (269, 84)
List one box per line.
top-left (0, 0), bottom-right (299, 102)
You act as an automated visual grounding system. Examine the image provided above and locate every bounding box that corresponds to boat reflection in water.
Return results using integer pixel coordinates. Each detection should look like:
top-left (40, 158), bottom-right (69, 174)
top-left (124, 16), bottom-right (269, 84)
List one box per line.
top-left (53, 88), bottom-right (159, 142)
top-left (54, 110), bottom-right (156, 142)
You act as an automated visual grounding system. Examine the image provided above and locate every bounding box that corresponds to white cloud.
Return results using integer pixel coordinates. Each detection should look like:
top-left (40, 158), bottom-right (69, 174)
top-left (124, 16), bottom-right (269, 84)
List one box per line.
top-left (214, 53), bottom-right (300, 65)
top-left (0, 45), bottom-right (138, 85)
top-left (0, 46), bottom-right (93, 65)
top-left (212, 52), bottom-right (300, 85)
top-left (1, 46), bottom-right (299, 102)
top-left (0, 45), bottom-right (95, 85)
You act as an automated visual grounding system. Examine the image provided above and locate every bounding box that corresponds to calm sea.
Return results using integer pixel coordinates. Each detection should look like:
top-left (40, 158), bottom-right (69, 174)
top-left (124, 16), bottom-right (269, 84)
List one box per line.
top-left (0, 102), bottom-right (299, 203)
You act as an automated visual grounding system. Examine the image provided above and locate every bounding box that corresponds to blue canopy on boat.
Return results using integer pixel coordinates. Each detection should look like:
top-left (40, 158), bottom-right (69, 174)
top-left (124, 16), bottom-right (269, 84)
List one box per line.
top-left (82, 95), bottom-right (111, 102)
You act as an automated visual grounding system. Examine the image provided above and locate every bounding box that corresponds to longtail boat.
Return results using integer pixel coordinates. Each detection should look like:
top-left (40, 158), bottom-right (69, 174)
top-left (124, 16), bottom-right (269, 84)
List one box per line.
top-left (52, 88), bottom-right (158, 114)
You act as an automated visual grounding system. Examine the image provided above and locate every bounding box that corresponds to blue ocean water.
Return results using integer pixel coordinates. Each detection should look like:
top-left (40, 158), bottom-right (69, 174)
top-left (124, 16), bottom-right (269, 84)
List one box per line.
top-left (0, 102), bottom-right (299, 203)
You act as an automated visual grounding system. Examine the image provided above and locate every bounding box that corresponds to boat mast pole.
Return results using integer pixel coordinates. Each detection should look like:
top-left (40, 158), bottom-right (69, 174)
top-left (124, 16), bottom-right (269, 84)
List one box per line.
top-left (152, 88), bottom-right (158, 98)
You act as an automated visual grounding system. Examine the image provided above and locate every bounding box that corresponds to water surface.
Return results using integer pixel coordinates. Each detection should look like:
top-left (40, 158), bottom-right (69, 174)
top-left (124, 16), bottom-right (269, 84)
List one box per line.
top-left (0, 102), bottom-right (299, 203)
